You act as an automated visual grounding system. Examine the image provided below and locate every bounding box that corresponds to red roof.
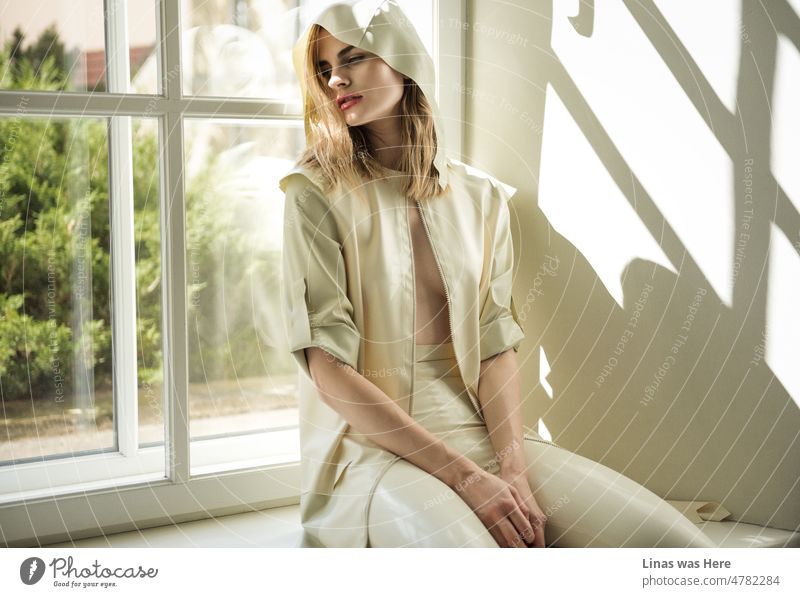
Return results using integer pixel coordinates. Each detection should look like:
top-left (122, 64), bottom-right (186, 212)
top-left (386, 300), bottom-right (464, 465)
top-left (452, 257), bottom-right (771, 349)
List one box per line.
top-left (79, 44), bottom-right (155, 90)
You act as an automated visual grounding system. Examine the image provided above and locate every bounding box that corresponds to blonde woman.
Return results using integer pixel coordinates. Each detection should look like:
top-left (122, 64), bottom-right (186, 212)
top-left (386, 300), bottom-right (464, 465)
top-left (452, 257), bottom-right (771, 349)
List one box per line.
top-left (280, 0), bottom-right (715, 549)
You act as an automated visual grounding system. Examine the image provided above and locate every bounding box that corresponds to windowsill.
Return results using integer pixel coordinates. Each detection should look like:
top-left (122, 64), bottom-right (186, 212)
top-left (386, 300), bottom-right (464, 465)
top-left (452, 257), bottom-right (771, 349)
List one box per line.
top-left (0, 427), bottom-right (300, 506)
top-left (40, 509), bottom-right (800, 548)
top-left (1, 459), bottom-right (302, 547)
top-left (42, 503), bottom-right (305, 548)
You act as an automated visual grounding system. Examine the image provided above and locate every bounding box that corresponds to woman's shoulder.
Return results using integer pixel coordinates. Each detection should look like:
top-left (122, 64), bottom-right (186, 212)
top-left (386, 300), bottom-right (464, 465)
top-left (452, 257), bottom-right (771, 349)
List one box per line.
top-left (445, 158), bottom-right (518, 205)
top-left (279, 161), bottom-right (328, 196)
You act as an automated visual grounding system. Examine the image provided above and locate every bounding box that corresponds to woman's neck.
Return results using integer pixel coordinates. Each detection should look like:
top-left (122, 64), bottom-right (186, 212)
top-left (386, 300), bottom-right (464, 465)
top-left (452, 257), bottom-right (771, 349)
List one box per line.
top-left (363, 117), bottom-right (403, 170)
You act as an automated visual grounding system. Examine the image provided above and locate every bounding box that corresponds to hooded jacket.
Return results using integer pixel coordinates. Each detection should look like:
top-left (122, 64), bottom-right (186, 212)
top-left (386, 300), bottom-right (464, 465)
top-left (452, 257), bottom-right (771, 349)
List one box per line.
top-left (279, 0), bottom-right (529, 547)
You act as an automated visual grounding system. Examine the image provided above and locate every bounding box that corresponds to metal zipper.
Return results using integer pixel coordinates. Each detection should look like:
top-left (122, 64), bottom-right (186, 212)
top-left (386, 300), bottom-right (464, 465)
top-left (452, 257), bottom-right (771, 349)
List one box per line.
top-left (523, 434), bottom-right (562, 449)
top-left (414, 199), bottom-right (485, 421)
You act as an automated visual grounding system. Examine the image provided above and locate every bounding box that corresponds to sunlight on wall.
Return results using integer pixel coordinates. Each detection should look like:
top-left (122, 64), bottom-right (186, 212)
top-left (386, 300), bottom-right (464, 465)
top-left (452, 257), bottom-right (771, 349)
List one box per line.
top-left (766, 223), bottom-right (800, 408)
top-left (541, 0), bottom-right (735, 306)
top-left (655, 0), bottom-right (742, 113)
top-left (539, 85), bottom-right (675, 306)
top-left (537, 418), bottom-right (554, 443)
top-left (539, 345), bottom-right (553, 399)
top-left (766, 2), bottom-right (800, 410)
top-left (772, 34), bottom-right (800, 214)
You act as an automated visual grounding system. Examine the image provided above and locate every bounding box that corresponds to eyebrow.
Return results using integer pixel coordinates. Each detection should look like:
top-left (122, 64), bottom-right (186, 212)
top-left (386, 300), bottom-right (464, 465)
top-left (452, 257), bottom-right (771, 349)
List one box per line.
top-left (317, 45), bottom-right (356, 68)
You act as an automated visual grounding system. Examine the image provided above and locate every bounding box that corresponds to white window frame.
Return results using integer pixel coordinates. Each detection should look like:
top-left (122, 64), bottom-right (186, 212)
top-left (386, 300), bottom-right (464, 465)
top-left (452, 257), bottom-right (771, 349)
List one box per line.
top-left (0, 0), bottom-right (465, 547)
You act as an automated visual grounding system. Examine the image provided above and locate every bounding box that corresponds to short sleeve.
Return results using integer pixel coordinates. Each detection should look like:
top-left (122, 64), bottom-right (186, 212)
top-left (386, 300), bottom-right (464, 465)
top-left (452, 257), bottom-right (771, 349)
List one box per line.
top-left (280, 172), bottom-right (361, 381)
top-left (478, 181), bottom-right (526, 361)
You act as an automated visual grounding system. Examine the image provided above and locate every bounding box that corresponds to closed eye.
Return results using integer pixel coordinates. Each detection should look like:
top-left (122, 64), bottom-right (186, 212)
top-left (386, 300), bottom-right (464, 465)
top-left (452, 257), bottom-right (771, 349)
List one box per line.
top-left (318, 54), bottom-right (367, 79)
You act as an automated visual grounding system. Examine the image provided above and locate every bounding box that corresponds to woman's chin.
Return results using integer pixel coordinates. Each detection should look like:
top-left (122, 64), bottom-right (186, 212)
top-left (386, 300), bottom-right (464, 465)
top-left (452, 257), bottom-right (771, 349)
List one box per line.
top-left (343, 111), bottom-right (365, 126)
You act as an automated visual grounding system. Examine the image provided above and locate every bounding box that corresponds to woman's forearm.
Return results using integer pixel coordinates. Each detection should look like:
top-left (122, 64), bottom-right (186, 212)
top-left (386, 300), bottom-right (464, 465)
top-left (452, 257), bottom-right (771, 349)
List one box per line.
top-left (305, 346), bottom-right (480, 488)
top-left (477, 348), bottom-right (527, 475)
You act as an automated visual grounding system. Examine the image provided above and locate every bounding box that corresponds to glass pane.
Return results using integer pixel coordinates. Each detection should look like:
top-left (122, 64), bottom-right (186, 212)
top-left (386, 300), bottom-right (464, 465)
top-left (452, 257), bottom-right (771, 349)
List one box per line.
top-left (180, 0), bottom-right (432, 100)
top-left (0, 116), bottom-right (113, 462)
top-left (0, 114), bottom-right (163, 486)
top-left (0, 1), bottom-right (158, 94)
top-left (132, 118), bottom-right (165, 449)
top-left (183, 118), bottom-right (303, 470)
top-left (128, 0), bottom-right (159, 94)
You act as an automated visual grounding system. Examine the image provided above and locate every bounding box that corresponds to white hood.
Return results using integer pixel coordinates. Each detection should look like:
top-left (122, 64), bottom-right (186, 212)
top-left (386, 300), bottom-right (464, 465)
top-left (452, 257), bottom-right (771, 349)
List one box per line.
top-left (289, 0), bottom-right (450, 190)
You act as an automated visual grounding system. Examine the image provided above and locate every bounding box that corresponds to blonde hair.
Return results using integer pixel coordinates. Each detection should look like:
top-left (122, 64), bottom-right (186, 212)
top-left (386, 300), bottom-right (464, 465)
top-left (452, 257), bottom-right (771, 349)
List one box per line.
top-left (294, 23), bottom-right (449, 202)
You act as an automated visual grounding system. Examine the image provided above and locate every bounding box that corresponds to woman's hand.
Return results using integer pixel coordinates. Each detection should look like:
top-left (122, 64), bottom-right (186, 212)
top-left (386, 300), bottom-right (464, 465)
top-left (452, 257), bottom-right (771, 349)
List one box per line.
top-left (500, 468), bottom-right (548, 548)
top-left (450, 466), bottom-right (537, 547)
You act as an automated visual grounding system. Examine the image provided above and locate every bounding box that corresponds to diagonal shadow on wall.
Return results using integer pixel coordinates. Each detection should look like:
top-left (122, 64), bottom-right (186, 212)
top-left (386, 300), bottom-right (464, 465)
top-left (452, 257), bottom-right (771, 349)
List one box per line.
top-left (467, 0), bottom-right (800, 533)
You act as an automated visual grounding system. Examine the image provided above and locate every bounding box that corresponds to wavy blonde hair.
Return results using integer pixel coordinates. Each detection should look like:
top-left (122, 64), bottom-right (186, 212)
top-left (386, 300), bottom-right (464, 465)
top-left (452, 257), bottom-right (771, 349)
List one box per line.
top-left (294, 23), bottom-right (449, 202)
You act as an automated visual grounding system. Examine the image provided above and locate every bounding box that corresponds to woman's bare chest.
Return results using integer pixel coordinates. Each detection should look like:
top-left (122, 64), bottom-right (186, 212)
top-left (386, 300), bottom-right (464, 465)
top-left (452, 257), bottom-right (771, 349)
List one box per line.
top-left (406, 202), bottom-right (451, 342)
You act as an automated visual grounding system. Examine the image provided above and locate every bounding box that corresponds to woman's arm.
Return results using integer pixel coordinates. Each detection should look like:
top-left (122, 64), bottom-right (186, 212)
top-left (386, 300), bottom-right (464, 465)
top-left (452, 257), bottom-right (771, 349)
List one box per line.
top-left (476, 179), bottom-right (528, 476)
top-left (308, 345), bottom-right (539, 547)
top-left (477, 348), bottom-right (526, 476)
top-left (305, 346), bottom-right (479, 487)
top-left (478, 349), bottom-right (549, 547)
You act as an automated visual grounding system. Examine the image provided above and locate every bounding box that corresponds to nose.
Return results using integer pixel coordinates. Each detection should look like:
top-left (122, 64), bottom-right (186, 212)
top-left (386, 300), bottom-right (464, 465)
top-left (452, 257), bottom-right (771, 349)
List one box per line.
top-left (327, 67), bottom-right (349, 90)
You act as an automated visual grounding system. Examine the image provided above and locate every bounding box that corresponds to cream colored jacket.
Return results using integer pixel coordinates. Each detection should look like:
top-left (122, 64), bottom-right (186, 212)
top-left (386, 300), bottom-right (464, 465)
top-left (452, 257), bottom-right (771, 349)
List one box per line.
top-left (279, 0), bottom-right (527, 547)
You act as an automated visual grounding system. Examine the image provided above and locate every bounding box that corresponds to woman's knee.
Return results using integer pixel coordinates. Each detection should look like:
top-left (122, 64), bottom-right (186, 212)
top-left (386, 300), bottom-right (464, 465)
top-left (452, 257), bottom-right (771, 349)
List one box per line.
top-left (521, 438), bottom-right (716, 548)
top-left (367, 458), bottom-right (499, 547)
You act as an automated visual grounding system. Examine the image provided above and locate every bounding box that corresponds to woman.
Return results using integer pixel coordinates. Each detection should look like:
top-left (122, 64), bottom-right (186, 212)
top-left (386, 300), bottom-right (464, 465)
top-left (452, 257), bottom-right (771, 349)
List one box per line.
top-left (280, 0), bottom-right (716, 549)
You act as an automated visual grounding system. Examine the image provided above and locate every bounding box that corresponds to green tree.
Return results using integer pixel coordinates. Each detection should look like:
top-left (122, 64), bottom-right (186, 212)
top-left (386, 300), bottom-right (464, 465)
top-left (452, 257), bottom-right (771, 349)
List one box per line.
top-left (1, 24), bottom-right (293, 410)
top-left (0, 29), bottom-right (156, 400)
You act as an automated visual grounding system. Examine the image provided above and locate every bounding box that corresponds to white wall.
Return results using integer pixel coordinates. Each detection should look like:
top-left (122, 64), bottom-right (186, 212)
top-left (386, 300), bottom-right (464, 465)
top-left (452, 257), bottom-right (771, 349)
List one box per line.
top-left (465, 0), bottom-right (800, 532)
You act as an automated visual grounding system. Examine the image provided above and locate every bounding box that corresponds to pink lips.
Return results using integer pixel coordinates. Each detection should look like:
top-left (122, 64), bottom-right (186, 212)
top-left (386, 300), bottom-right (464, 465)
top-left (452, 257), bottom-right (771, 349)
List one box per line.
top-left (339, 95), bottom-right (362, 110)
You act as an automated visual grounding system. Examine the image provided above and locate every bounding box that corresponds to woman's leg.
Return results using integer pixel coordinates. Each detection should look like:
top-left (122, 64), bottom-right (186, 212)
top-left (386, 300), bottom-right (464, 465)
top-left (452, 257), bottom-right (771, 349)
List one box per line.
top-left (522, 438), bottom-right (717, 547)
top-left (367, 457), bottom-right (499, 547)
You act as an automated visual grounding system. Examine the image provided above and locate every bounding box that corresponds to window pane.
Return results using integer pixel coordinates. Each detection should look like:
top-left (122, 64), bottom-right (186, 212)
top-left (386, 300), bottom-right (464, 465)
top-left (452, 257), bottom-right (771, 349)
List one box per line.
top-left (0, 114), bottom-right (164, 493)
top-left (0, 1), bottom-right (158, 94)
top-left (183, 118), bottom-right (303, 472)
top-left (0, 116), bottom-right (113, 462)
top-left (132, 118), bottom-right (165, 450)
top-left (127, 0), bottom-right (159, 94)
top-left (180, 0), bottom-right (432, 100)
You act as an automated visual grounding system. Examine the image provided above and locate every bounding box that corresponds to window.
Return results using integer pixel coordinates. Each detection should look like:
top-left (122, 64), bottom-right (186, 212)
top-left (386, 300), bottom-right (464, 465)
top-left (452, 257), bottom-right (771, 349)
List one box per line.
top-left (0, 0), bottom-right (462, 546)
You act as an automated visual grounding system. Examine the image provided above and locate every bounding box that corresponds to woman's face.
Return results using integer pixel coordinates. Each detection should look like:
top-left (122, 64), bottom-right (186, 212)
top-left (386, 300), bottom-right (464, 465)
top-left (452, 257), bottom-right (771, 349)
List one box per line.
top-left (315, 27), bottom-right (406, 127)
